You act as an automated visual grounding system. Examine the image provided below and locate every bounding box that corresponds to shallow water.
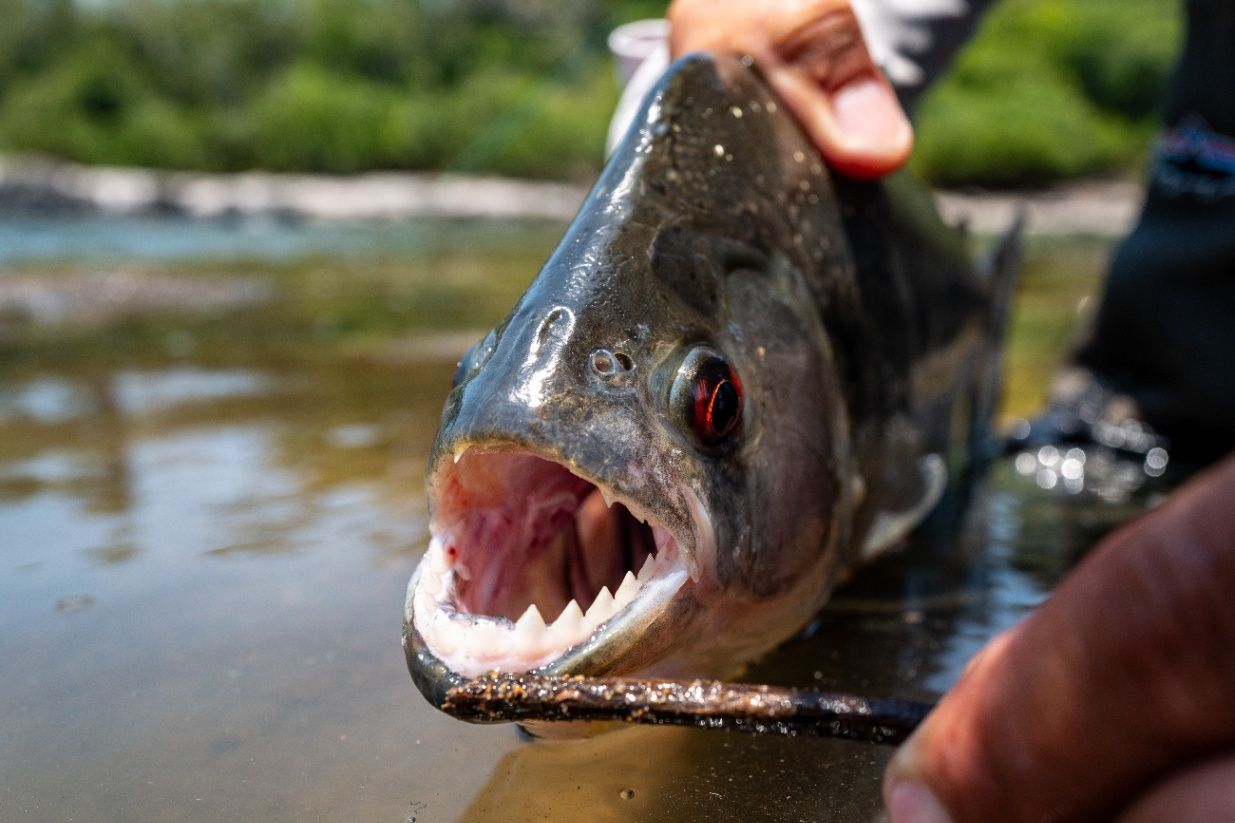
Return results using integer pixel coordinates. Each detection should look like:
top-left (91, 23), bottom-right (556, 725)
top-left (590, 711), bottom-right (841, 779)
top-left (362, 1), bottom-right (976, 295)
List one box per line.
top-left (0, 217), bottom-right (1142, 821)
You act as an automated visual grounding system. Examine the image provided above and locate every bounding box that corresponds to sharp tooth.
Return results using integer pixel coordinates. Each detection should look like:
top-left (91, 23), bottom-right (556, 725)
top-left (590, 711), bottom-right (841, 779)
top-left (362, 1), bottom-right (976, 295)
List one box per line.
top-left (454, 561), bottom-right (473, 581)
top-left (430, 611), bottom-right (463, 656)
top-left (468, 620), bottom-right (510, 661)
top-left (614, 571), bottom-right (639, 608)
top-left (584, 586), bottom-right (615, 628)
top-left (428, 538), bottom-right (450, 574)
top-left (419, 567), bottom-right (442, 596)
top-left (514, 604), bottom-right (547, 648)
top-left (600, 488), bottom-right (617, 509)
top-left (452, 443), bottom-right (471, 464)
top-left (637, 554), bottom-right (657, 583)
top-left (548, 599), bottom-right (584, 645)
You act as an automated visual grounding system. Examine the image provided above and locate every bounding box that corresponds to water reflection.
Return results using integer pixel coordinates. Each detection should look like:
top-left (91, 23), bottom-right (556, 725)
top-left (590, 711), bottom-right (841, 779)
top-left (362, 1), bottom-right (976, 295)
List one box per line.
top-left (0, 358), bottom-right (489, 821)
top-left (0, 228), bottom-right (1143, 821)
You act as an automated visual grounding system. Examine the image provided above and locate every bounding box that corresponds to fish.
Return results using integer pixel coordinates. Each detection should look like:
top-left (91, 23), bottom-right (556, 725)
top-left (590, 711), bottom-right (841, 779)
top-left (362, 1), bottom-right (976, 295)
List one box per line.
top-left (403, 53), bottom-right (1018, 710)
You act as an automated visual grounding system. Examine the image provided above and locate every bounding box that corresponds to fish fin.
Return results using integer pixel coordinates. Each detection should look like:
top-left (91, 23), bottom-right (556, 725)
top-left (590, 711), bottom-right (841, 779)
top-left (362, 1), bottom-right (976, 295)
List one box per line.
top-left (861, 453), bottom-right (947, 559)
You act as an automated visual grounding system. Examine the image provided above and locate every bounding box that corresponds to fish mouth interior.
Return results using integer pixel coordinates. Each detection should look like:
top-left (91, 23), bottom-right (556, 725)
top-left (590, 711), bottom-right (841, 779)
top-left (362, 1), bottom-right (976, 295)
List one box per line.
top-left (408, 446), bottom-right (689, 677)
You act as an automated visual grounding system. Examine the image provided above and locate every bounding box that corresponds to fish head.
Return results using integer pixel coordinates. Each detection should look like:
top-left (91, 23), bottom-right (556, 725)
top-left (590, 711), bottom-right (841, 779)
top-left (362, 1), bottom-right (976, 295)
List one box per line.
top-left (405, 53), bottom-right (860, 705)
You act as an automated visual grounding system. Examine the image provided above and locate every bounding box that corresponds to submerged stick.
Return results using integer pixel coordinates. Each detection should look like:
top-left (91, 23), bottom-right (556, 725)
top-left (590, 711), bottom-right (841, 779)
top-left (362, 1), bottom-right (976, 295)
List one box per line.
top-left (441, 672), bottom-right (932, 745)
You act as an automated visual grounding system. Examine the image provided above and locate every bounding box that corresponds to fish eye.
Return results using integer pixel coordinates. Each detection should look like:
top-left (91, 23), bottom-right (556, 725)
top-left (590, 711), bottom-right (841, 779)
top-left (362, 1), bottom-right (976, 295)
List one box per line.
top-left (670, 347), bottom-right (743, 449)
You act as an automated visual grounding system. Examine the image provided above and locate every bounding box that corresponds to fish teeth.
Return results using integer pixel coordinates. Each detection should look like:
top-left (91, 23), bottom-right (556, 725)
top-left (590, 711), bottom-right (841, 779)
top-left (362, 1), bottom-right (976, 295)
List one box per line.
top-left (454, 561), bottom-right (473, 581)
top-left (452, 443), bottom-right (471, 464)
top-left (584, 586), bottom-right (615, 630)
top-left (468, 620), bottom-right (510, 661)
top-left (637, 554), bottom-right (657, 583)
top-left (514, 604), bottom-right (547, 649)
top-left (427, 537), bottom-right (451, 574)
top-left (548, 599), bottom-right (584, 646)
top-left (419, 567), bottom-right (442, 596)
top-left (600, 488), bottom-right (617, 509)
top-left (614, 571), bottom-right (640, 609)
top-left (431, 611), bottom-right (463, 656)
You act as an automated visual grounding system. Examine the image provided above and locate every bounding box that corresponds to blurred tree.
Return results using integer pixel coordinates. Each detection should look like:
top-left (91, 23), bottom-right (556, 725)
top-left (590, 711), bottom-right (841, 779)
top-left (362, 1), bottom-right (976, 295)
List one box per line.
top-left (0, 0), bottom-right (1185, 186)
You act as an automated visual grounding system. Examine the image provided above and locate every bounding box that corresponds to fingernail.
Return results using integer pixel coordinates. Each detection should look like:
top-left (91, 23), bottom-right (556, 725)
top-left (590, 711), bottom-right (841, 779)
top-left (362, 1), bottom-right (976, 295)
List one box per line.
top-left (886, 780), bottom-right (953, 823)
top-left (831, 75), bottom-right (911, 152)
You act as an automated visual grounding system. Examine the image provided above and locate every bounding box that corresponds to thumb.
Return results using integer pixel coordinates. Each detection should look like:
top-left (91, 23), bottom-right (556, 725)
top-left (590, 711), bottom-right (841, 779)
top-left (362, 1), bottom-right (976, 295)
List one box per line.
top-left (668, 0), bottom-right (912, 178)
top-left (883, 453), bottom-right (1235, 822)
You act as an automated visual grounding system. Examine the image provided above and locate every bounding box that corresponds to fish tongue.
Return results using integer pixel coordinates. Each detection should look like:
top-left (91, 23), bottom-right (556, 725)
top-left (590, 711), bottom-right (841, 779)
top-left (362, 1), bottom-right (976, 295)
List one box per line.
top-left (571, 489), bottom-right (627, 612)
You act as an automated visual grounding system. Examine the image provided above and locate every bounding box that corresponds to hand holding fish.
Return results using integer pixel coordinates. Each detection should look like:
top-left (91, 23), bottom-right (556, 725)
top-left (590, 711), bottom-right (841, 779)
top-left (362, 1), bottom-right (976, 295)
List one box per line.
top-left (668, 0), bottom-right (913, 178)
top-left (883, 453), bottom-right (1235, 822)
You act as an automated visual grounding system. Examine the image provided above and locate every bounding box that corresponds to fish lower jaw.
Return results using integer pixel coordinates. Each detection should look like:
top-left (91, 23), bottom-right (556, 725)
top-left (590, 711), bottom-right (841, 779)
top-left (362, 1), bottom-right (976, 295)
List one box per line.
top-left (409, 532), bottom-right (688, 678)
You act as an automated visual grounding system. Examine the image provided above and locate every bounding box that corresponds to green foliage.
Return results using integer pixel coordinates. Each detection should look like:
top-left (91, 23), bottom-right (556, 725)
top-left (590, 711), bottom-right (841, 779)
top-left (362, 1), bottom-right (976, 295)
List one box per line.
top-left (0, 0), bottom-right (1185, 186)
top-left (246, 64), bottom-right (401, 173)
top-left (0, 0), bottom-right (622, 178)
top-left (912, 0), bottom-right (1180, 187)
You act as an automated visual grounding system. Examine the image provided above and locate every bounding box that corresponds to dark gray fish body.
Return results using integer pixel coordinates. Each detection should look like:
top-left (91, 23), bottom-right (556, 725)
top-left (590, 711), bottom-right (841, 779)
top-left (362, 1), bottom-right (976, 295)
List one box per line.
top-left (404, 54), bottom-right (1014, 709)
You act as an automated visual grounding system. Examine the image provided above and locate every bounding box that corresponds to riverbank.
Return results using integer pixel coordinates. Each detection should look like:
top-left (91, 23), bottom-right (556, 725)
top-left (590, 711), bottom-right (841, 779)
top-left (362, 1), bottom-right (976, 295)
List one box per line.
top-left (0, 156), bottom-right (1141, 236)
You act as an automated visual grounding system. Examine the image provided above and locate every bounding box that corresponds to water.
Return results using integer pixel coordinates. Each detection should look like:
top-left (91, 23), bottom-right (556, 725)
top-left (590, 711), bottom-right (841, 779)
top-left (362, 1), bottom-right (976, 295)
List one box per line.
top-left (0, 217), bottom-right (1138, 821)
top-left (0, 215), bottom-right (568, 266)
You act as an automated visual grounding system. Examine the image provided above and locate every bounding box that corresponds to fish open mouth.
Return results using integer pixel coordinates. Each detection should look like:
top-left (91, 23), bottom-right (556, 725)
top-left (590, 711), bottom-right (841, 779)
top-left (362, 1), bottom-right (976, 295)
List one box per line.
top-left (408, 446), bottom-right (691, 677)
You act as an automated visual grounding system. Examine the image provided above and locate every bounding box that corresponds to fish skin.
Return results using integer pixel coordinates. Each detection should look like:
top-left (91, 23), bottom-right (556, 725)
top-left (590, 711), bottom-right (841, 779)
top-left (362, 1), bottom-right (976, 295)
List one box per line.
top-left (404, 53), bottom-right (1015, 708)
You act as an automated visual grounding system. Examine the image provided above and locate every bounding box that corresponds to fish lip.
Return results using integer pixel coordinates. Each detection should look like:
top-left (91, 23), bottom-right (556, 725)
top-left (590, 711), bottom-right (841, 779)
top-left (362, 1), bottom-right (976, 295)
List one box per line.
top-left (404, 440), bottom-right (704, 683)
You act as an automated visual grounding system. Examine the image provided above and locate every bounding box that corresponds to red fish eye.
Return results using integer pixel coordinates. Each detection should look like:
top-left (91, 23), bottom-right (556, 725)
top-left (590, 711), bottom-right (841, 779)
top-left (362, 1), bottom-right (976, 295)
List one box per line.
top-left (689, 356), bottom-right (743, 446)
top-left (669, 347), bottom-right (745, 450)
top-left (681, 348), bottom-right (736, 444)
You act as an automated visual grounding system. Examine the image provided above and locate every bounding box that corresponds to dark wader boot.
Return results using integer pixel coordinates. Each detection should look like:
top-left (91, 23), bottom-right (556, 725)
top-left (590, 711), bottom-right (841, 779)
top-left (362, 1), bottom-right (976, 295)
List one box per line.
top-left (869, 0), bottom-right (1233, 478)
top-left (1018, 0), bottom-right (1235, 479)
top-left (997, 0), bottom-right (1230, 486)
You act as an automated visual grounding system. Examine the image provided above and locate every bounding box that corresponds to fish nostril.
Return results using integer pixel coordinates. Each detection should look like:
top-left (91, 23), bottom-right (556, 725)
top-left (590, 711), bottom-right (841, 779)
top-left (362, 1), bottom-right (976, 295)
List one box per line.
top-left (592, 349), bottom-right (634, 376)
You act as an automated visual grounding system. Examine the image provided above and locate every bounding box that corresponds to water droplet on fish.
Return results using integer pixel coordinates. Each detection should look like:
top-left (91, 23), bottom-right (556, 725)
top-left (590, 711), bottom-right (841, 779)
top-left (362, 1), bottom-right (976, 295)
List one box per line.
top-left (713, 144), bottom-right (725, 157)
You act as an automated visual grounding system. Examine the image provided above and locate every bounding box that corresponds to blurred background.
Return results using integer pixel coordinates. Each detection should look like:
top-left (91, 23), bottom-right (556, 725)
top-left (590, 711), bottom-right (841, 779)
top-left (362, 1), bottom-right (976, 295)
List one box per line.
top-left (0, 0), bottom-right (1179, 184)
top-left (0, 2), bottom-right (1181, 821)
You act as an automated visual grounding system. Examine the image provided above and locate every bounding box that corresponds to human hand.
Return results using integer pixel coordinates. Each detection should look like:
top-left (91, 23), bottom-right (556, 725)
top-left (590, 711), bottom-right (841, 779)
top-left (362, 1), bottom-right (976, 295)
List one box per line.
top-left (667, 0), bottom-right (913, 178)
top-left (883, 453), bottom-right (1235, 821)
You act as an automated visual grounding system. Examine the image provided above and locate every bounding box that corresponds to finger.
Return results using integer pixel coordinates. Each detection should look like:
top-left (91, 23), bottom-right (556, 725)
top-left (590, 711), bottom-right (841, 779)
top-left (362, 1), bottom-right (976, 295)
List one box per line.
top-left (668, 0), bottom-right (912, 178)
top-left (1116, 752), bottom-right (1235, 822)
top-left (761, 1), bottom-right (912, 178)
top-left (883, 453), bottom-right (1235, 822)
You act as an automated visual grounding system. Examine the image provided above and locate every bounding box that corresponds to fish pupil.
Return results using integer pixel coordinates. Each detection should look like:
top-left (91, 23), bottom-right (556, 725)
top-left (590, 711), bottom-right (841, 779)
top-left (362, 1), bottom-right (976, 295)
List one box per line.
top-left (692, 359), bottom-right (742, 445)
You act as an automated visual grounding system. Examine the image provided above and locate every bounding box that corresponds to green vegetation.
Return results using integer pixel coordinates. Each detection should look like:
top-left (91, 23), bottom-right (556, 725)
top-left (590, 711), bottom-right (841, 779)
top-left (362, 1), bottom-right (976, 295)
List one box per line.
top-left (913, 0), bottom-right (1181, 187)
top-left (0, 0), bottom-right (1180, 186)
